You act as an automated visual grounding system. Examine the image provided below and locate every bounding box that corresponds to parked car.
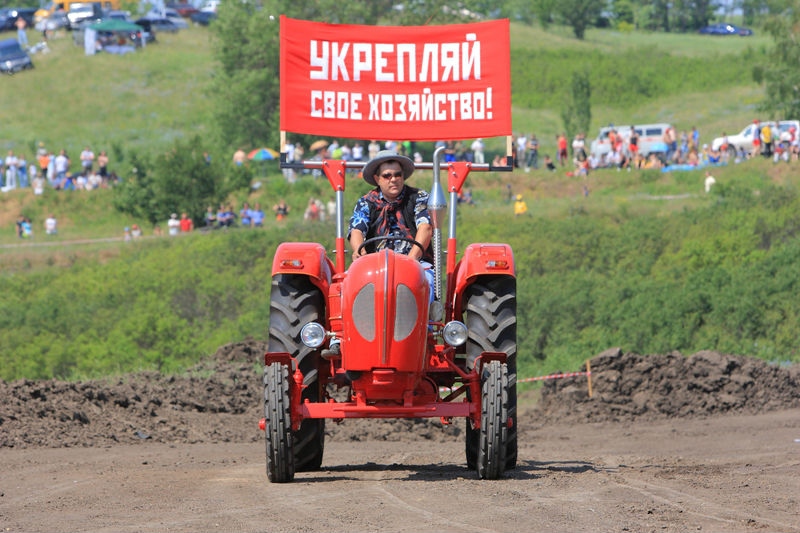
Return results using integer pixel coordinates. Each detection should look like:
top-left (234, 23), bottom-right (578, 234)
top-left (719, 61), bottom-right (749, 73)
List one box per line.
top-left (0, 37), bottom-right (33, 74)
top-left (0, 7), bottom-right (37, 31)
top-left (66, 2), bottom-right (104, 29)
top-left (167, 3), bottom-right (199, 18)
top-left (145, 8), bottom-right (188, 29)
top-left (199, 0), bottom-right (220, 13)
top-left (34, 11), bottom-right (69, 33)
top-left (136, 17), bottom-right (180, 34)
top-left (190, 10), bottom-right (216, 26)
top-left (699, 23), bottom-right (753, 36)
top-left (711, 120), bottom-right (800, 156)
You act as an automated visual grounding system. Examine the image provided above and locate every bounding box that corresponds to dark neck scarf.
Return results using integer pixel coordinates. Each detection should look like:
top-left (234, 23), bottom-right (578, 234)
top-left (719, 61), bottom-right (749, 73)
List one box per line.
top-left (367, 187), bottom-right (412, 241)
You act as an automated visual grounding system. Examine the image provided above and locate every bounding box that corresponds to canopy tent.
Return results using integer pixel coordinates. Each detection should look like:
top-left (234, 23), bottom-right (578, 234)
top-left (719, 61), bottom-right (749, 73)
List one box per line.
top-left (88, 20), bottom-right (144, 32)
top-left (85, 20), bottom-right (145, 56)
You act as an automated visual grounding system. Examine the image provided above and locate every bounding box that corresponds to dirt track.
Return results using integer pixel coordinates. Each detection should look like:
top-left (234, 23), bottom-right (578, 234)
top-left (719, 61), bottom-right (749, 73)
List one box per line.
top-left (1, 344), bottom-right (799, 532)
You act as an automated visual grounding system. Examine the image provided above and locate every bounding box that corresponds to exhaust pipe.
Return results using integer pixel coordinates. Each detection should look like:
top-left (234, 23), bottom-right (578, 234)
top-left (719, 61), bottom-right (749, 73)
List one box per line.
top-left (428, 146), bottom-right (447, 302)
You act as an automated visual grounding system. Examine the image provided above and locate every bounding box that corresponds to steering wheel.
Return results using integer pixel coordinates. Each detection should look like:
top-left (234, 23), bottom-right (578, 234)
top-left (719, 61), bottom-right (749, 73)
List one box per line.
top-left (357, 235), bottom-right (425, 257)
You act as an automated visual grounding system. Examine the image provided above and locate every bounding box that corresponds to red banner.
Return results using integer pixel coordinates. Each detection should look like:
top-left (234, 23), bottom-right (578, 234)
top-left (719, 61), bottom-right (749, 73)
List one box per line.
top-left (280, 16), bottom-right (511, 142)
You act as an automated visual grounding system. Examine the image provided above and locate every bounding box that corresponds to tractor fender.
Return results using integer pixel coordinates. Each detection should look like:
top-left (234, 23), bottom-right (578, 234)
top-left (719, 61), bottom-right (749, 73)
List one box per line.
top-left (449, 243), bottom-right (515, 319)
top-left (271, 242), bottom-right (334, 294)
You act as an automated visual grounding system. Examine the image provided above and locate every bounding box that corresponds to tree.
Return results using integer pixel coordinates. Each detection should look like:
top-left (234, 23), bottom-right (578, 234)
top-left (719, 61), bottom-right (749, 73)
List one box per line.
top-left (561, 70), bottom-right (592, 140)
top-left (754, 1), bottom-right (800, 120)
top-left (554, 0), bottom-right (605, 39)
top-left (113, 136), bottom-right (228, 226)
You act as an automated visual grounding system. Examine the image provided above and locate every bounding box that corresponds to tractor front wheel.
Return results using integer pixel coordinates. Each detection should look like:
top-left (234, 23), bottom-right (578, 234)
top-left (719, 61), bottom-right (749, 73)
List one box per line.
top-left (477, 360), bottom-right (509, 480)
top-left (264, 362), bottom-right (294, 483)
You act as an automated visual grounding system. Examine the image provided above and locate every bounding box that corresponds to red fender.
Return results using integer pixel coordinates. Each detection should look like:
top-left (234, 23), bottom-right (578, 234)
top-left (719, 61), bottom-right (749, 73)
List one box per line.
top-left (448, 243), bottom-right (515, 321)
top-left (271, 242), bottom-right (334, 295)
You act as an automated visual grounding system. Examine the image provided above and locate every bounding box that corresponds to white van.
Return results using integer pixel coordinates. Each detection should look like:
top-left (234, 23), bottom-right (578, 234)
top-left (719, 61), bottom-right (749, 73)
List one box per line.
top-left (590, 123), bottom-right (672, 159)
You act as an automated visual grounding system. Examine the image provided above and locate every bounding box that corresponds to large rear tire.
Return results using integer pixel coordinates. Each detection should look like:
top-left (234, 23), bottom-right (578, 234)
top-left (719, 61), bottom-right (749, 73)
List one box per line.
top-left (464, 276), bottom-right (517, 473)
top-left (477, 360), bottom-right (509, 479)
top-left (266, 274), bottom-right (325, 476)
top-left (264, 362), bottom-right (293, 483)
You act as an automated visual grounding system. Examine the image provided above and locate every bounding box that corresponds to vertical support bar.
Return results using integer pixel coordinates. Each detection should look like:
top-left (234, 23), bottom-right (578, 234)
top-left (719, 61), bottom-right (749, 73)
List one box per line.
top-left (586, 359), bottom-right (593, 398)
top-left (322, 160), bottom-right (347, 275)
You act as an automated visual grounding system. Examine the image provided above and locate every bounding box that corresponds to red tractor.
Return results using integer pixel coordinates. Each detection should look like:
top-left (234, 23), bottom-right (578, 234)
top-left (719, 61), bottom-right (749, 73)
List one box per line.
top-left (261, 147), bottom-right (516, 482)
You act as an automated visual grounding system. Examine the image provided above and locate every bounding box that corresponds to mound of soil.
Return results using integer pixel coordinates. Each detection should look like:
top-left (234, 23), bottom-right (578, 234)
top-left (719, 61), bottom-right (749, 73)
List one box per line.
top-left (1, 341), bottom-right (797, 449)
top-left (537, 347), bottom-right (800, 423)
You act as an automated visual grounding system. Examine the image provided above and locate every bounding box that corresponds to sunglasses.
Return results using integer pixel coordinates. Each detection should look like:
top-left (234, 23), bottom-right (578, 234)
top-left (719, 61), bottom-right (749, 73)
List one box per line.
top-left (379, 171), bottom-right (404, 180)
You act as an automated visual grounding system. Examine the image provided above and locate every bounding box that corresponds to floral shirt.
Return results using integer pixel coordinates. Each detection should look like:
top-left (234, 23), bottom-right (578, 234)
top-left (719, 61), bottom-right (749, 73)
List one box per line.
top-left (348, 186), bottom-right (430, 255)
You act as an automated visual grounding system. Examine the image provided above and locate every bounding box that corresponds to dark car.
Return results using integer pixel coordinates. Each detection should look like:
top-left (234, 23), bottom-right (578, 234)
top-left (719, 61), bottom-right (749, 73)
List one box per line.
top-left (0, 7), bottom-right (37, 31)
top-left (135, 17), bottom-right (179, 34)
top-left (698, 23), bottom-right (753, 36)
top-left (0, 37), bottom-right (33, 74)
top-left (167, 3), bottom-right (199, 18)
top-left (189, 10), bottom-right (216, 26)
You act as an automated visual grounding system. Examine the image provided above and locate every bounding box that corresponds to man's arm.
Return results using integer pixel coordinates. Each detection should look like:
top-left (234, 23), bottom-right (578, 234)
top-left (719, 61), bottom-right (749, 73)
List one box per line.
top-left (349, 229), bottom-right (366, 261)
top-left (409, 223), bottom-right (432, 261)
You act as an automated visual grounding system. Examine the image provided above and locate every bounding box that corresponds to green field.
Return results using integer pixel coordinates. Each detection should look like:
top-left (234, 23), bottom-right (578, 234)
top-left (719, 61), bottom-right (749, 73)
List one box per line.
top-left (2, 20), bottom-right (798, 383)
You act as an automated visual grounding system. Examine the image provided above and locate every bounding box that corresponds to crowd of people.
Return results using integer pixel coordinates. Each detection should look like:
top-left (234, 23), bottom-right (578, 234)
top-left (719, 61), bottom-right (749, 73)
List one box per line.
top-left (2, 144), bottom-right (118, 194)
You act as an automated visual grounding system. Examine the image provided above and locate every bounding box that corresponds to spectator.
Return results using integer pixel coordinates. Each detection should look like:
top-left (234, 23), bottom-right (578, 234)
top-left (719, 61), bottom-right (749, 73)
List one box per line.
top-left (544, 154), bottom-right (557, 172)
top-left (239, 202), bottom-right (252, 227)
top-left (168, 213), bottom-right (180, 236)
top-left (232, 148), bottom-right (246, 166)
top-left (16, 16), bottom-right (28, 48)
top-left (32, 172), bottom-right (45, 195)
top-left (153, 224), bottom-right (163, 237)
top-left (704, 171), bottom-right (716, 193)
top-left (525, 134), bottom-right (539, 171)
top-left (304, 198), bottom-right (321, 221)
top-left (54, 150), bottom-right (69, 185)
top-left (273, 199), bottom-right (290, 221)
top-left (470, 138), bottom-right (485, 164)
top-left (131, 224), bottom-right (142, 239)
top-left (251, 202), bottom-right (265, 227)
top-left (97, 150), bottom-right (109, 181)
top-left (21, 217), bottom-right (33, 238)
top-left (80, 146), bottom-right (95, 173)
top-left (557, 133), bottom-right (568, 166)
top-left (17, 153), bottom-right (28, 188)
top-left (179, 212), bottom-right (193, 232)
top-left (123, 226), bottom-right (132, 242)
top-left (4, 150), bottom-right (18, 190)
top-left (513, 194), bottom-right (528, 216)
top-left (204, 205), bottom-right (217, 229)
top-left (45, 213), bottom-right (58, 235)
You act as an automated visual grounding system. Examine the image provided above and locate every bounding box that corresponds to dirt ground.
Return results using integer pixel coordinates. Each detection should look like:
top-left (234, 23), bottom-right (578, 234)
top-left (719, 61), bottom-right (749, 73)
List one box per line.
top-left (1, 342), bottom-right (799, 533)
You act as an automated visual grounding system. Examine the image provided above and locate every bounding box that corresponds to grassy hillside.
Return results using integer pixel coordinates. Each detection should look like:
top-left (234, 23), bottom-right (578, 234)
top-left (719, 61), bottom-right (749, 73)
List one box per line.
top-left (3, 21), bottom-right (797, 383)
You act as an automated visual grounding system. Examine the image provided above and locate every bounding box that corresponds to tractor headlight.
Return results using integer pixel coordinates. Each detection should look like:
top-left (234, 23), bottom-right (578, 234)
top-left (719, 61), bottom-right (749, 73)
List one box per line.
top-left (300, 322), bottom-right (326, 348)
top-left (442, 321), bottom-right (468, 347)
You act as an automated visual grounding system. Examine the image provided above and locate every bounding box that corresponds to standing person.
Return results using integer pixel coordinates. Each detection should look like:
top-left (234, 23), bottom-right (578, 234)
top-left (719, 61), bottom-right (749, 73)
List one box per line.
top-left (4, 150), bottom-right (18, 190)
top-left (16, 15), bottom-right (28, 48)
top-left (97, 150), bottom-right (109, 183)
top-left (751, 120), bottom-right (761, 159)
top-left (628, 127), bottom-right (639, 165)
top-left (470, 138), bottom-right (485, 164)
top-left (168, 213), bottom-right (180, 236)
top-left (525, 134), bottom-right (539, 171)
top-left (80, 146), bottom-right (95, 173)
top-left (232, 148), bottom-right (246, 166)
top-left (17, 153), bottom-right (28, 188)
top-left (515, 133), bottom-right (527, 168)
top-left (54, 149), bottom-right (69, 186)
top-left (557, 133), bottom-right (568, 166)
top-left (179, 212), bottom-right (193, 232)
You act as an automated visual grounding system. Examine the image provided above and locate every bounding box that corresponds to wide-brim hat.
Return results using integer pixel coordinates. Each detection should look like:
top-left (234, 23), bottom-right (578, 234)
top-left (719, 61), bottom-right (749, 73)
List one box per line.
top-left (362, 150), bottom-right (414, 186)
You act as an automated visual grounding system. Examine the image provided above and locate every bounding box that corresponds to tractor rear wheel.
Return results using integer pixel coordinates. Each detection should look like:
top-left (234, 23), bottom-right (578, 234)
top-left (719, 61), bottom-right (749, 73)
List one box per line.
top-left (464, 276), bottom-right (517, 473)
top-left (264, 362), bottom-right (293, 482)
top-left (267, 274), bottom-right (325, 476)
top-left (477, 360), bottom-right (509, 479)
